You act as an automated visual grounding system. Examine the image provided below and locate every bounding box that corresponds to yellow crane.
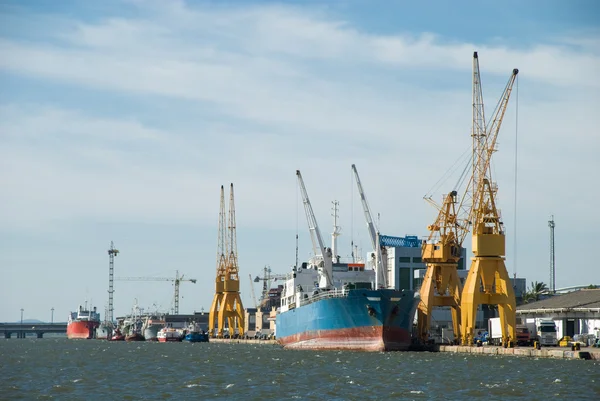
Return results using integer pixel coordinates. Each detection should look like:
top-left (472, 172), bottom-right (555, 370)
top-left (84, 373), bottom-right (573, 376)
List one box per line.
top-left (115, 270), bottom-right (197, 314)
top-left (209, 185), bottom-right (228, 334)
top-left (417, 52), bottom-right (519, 346)
top-left (208, 184), bottom-right (245, 338)
top-left (461, 55), bottom-right (519, 347)
top-left (417, 189), bottom-right (464, 343)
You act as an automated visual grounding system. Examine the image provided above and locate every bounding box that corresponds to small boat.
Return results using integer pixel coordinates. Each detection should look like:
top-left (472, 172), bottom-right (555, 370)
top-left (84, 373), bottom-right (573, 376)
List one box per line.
top-left (184, 322), bottom-right (209, 343)
top-left (110, 328), bottom-right (125, 341)
top-left (157, 326), bottom-right (183, 342)
top-left (123, 299), bottom-right (146, 342)
top-left (184, 331), bottom-right (209, 343)
top-left (142, 314), bottom-right (166, 342)
top-left (125, 332), bottom-right (145, 342)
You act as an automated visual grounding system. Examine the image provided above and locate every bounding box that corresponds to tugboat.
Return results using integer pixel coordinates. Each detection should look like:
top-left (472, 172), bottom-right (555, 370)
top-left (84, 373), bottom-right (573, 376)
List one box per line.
top-left (110, 327), bottom-right (125, 341)
top-left (184, 322), bottom-right (209, 343)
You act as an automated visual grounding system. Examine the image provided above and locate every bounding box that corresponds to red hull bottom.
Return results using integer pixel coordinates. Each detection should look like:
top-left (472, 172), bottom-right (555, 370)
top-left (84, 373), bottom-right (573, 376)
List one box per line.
top-left (158, 338), bottom-right (182, 342)
top-left (278, 326), bottom-right (412, 352)
top-left (67, 321), bottom-right (99, 340)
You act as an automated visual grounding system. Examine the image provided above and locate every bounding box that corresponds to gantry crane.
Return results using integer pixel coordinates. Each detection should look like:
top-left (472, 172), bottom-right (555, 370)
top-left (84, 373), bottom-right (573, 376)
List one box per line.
top-left (115, 270), bottom-right (197, 314)
top-left (417, 52), bottom-right (519, 346)
top-left (209, 184), bottom-right (245, 338)
top-left (297, 170), bottom-right (333, 290)
top-left (352, 164), bottom-right (387, 289)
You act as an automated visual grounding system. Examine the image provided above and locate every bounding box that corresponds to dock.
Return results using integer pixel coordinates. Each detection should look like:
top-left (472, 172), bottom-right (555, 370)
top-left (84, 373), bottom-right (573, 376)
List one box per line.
top-left (435, 345), bottom-right (600, 360)
top-left (209, 338), bottom-right (278, 345)
top-left (205, 339), bottom-right (600, 360)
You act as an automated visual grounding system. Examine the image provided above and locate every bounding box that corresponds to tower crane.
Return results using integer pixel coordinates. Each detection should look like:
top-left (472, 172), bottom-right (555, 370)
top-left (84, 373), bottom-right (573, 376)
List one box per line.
top-left (253, 265), bottom-right (286, 303)
top-left (107, 241), bottom-right (119, 325)
top-left (115, 270), bottom-right (197, 314)
top-left (417, 52), bottom-right (519, 346)
top-left (209, 184), bottom-right (245, 338)
top-left (352, 164), bottom-right (387, 289)
top-left (296, 170), bottom-right (333, 290)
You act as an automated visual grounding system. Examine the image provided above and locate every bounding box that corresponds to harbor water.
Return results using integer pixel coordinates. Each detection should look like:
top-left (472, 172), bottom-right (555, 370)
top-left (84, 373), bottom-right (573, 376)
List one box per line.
top-left (1, 339), bottom-right (599, 400)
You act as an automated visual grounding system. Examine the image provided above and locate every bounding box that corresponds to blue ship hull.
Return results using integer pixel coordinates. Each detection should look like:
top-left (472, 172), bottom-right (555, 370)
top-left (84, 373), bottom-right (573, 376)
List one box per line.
top-left (184, 332), bottom-right (209, 343)
top-left (276, 288), bottom-right (418, 351)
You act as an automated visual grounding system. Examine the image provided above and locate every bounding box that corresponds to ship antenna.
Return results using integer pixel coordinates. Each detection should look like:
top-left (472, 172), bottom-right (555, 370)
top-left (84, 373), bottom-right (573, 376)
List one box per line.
top-left (350, 167), bottom-right (354, 262)
top-left (295, 175), bottom-right (299, 269)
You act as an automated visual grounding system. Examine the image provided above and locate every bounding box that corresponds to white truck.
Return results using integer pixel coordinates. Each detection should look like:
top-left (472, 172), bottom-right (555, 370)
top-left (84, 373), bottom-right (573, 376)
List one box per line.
top-left (487, 317), bottom-right (505, 346)
top-left (536, 319), bottom-right (558, 346)
top-left (488, 317), bottom-right (533, 346)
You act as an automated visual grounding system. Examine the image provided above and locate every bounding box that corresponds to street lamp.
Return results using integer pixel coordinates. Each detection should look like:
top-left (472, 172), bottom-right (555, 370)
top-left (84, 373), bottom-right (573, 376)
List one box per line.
top-left (51, 307), bottom-right (54, 324)
top-left (20, 308), bottom-right (24, 339)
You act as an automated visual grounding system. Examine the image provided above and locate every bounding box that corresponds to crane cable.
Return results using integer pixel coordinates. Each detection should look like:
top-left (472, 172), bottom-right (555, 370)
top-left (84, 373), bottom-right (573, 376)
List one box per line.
top-left (513, 74), bottom-right (519, 278)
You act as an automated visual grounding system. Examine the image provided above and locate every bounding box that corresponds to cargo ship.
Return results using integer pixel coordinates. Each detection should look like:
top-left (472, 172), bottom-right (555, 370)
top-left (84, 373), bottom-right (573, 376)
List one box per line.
top-left (276, 263), bottom-right (417, 351)
top-left (275, 170), bottom-right (418, 351)
top-left (67, 303), bottom-right (100, 339)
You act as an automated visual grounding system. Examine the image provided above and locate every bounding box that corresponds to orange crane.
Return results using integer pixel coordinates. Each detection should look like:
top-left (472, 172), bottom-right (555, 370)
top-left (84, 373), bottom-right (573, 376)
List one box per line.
top-left (417, 52), bottom-right (519, 346)
top-left (115, 270), bottom-right (197, 314)
top-left (208, 184), bottom-right (245, 338)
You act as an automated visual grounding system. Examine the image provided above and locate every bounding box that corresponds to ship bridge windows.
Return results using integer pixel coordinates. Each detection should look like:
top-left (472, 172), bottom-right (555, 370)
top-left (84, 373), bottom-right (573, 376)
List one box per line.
top-left (348, 264), bottom-right (365, 272)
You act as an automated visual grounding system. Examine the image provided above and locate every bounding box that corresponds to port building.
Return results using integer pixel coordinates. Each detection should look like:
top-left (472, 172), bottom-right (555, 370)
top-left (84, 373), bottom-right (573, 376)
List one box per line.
top-left (517, 288), bottom-right (600, 341)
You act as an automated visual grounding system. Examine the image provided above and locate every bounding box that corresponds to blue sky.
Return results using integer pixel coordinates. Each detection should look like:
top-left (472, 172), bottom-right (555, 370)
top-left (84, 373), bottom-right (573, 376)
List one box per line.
top-left (1, 0), bottom-right (599, 322)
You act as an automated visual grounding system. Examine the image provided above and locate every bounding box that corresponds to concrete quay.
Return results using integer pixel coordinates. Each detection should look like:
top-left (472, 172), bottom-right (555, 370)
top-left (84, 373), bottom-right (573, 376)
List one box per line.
top-left (436, 344), bottom-right (600, 360)
top-left (200, 339), bottom-right (600, 360)
top-left (209, 338), bottom-right (278, 345)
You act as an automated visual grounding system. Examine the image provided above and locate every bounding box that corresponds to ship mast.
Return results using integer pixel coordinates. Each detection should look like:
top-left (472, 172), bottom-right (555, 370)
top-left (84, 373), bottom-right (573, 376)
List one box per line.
top-left (331, 200), bottom-right (341, 263)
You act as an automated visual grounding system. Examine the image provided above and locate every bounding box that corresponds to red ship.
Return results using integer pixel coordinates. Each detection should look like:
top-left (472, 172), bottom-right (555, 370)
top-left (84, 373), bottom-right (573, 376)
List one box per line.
top-left (67, 303), bottom-right (100, 339)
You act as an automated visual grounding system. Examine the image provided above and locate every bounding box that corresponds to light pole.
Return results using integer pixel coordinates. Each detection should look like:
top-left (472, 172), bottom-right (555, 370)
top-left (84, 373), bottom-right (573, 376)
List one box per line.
top-left (51, 307), bottom-right (54, 324)
top-left (20, 308), bottom-right (24, 339)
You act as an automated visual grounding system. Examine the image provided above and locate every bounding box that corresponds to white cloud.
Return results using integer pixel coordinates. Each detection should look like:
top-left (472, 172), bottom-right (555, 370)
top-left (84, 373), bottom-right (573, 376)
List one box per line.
top-left (1, 1), bottom-right (599, 320)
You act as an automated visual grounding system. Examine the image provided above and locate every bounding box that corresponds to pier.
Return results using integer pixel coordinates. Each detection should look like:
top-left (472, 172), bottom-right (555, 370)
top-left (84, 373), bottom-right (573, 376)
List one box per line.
top-left (0, 323), bottom-right (67, 338)
top-left (435, 344), bottom-right (600, 360)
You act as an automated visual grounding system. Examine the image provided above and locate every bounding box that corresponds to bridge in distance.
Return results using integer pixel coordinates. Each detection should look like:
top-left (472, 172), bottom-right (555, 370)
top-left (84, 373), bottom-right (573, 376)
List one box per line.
top-left (0, 323), bottom-right (67, 338)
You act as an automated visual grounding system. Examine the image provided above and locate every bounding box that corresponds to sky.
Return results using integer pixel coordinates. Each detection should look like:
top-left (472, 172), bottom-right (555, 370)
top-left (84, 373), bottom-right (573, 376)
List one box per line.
top-left (1, 0), bottom-right (599, 322)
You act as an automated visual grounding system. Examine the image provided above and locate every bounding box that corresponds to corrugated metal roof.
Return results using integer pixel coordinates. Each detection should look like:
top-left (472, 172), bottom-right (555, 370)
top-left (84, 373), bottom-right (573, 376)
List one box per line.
top-left (517, 289), bottom-right (600, 310)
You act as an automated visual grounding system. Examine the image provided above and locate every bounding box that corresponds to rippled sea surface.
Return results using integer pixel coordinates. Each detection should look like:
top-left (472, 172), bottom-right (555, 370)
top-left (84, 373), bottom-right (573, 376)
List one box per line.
top-left (1, 338), bottom-right (599, 400)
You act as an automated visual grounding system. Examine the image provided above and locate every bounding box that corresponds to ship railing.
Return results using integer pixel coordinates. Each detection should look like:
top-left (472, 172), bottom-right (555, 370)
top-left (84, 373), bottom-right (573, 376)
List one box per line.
top-left (298, 287), bottom-right (349, 307)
